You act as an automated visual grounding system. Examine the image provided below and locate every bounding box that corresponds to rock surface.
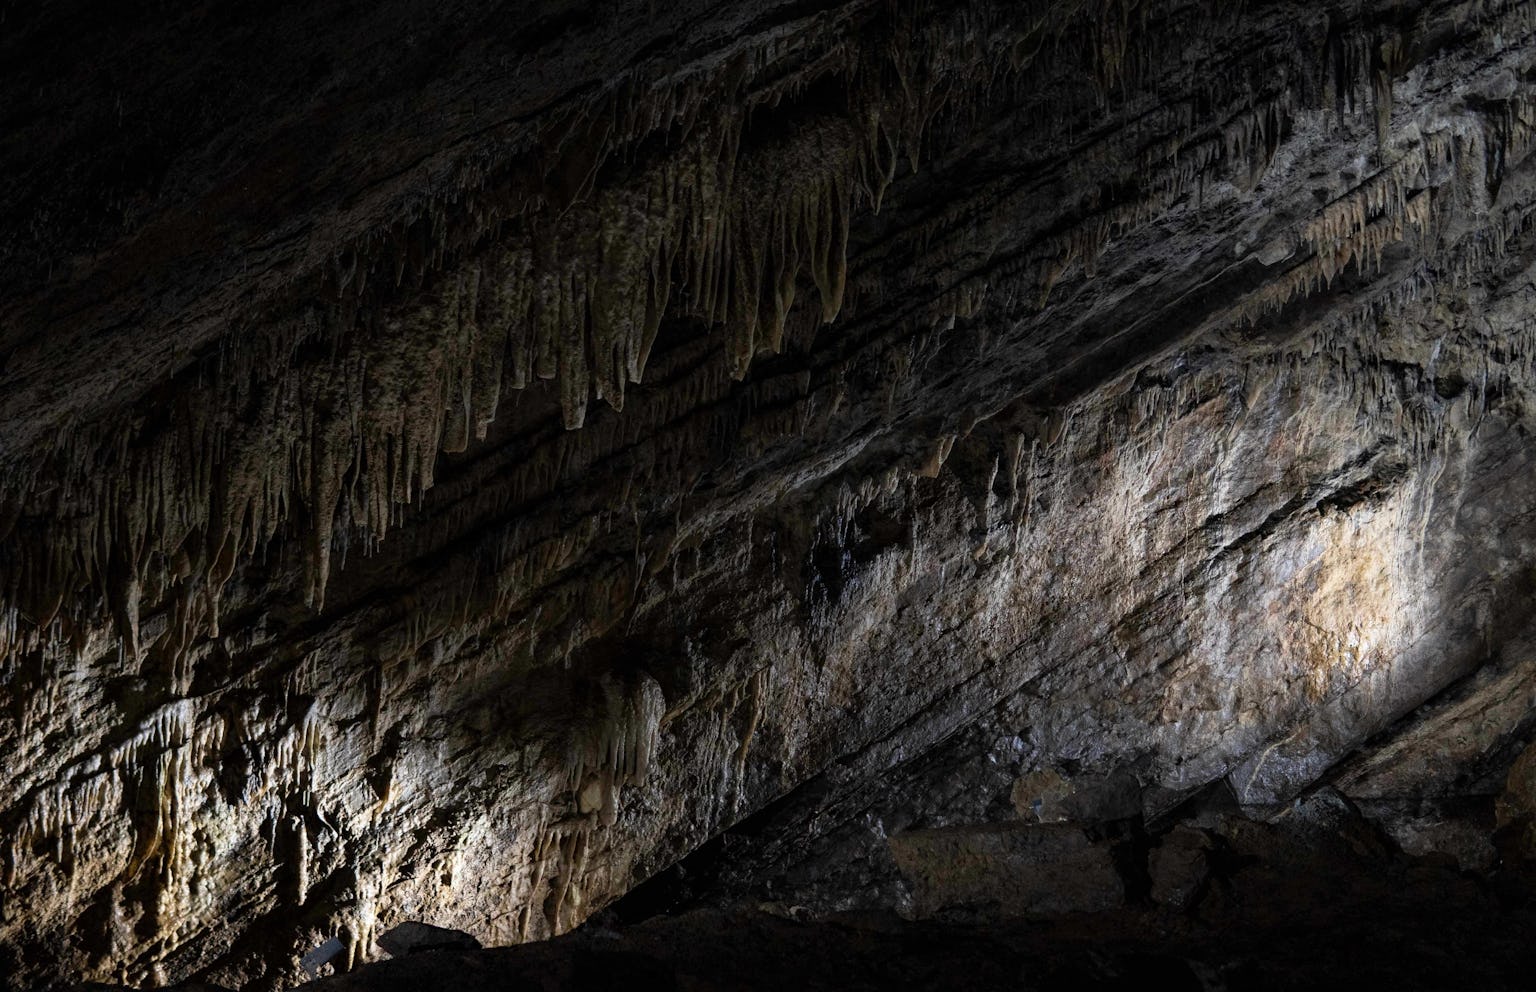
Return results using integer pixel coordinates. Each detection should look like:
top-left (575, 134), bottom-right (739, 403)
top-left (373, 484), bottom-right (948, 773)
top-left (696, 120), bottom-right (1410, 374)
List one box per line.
top-left (277, 804), bottom-right (1536, 991)
top-left (1148, 826), bottom-right (1211, 910)
top-left (3, 0), bottom-right (1536, 988)
top-left (889, 823), bottom-right (1128, 918)
top-left (372, 923), bottom-right (480, 960)
top-left (1013, 769), bottom-right (1143, 825)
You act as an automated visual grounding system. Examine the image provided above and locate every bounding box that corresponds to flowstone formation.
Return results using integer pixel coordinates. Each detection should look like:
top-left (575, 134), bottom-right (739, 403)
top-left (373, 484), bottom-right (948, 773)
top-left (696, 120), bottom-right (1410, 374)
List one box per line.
top-left (4, 0), bottom-right (1536, 987)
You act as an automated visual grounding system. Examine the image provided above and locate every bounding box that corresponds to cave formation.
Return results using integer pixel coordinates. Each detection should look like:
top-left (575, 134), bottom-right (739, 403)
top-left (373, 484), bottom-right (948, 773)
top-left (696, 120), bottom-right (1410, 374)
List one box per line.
top-left (5, 1), bottom-right (1536, 988)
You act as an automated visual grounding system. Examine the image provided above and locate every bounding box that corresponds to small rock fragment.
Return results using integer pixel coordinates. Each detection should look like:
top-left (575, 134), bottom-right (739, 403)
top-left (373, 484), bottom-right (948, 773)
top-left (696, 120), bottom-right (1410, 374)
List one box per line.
top-left (300, 937), bottom-right (348, 978)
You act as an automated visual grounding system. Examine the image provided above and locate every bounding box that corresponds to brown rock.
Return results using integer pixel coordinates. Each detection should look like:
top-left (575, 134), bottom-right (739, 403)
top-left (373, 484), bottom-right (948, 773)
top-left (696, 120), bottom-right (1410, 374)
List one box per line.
top-left (889, 823), bottom-right (1125, 918)
top-left (1011, 770), bottom-right (1076, 823)
top-left (1013, 768), bottom-right (1142, 825)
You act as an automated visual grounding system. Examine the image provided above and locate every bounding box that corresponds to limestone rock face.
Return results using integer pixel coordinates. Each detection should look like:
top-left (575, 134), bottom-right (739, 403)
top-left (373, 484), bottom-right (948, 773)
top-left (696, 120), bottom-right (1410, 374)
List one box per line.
top-left (4, 0), bottom-right (1536, 987)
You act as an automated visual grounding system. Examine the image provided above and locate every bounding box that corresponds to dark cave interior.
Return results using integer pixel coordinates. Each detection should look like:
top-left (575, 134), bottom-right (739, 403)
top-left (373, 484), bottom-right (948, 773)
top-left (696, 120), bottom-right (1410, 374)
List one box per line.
top-left (4, 1), bottom-right (1536, 989)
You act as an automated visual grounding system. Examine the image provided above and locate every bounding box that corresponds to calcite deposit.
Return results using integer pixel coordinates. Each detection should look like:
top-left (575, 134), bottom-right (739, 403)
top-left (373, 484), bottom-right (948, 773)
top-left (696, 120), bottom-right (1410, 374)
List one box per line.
top-left (3, 0), bottom-right (1536, 988)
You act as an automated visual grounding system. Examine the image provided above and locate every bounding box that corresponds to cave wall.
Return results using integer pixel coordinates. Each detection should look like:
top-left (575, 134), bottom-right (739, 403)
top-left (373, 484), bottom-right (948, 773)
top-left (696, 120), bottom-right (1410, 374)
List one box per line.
top-left (3, 1), bottom-right (1536, 987)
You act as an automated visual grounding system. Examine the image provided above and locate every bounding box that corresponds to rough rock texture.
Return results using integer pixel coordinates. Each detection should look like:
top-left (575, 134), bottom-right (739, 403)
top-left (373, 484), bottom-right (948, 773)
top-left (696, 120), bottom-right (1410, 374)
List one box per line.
top-left (889, 823), bottom-right (1128, 918)
top-left (293, 897), bottom-right (1536, 992)
top-left (268, 802), bottom-right (1536, 992)
top-left (5, 0), bottom-right (1536, 988)
top-left (153, 797), bottom-right (1536, 989)
top-left (1147, 825), bottom-right (1211, 910)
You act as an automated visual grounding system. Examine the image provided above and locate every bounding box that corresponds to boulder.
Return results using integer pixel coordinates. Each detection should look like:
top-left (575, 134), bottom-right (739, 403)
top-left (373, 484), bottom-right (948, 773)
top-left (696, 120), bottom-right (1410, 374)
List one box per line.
top-left (376, 921), bottom-right (482, 958)
top-left (1149, 826), bottom-right (1211, 910)
top-left (1011, 768), bottom-right (1142, 825)
top-left (889, 823), bottom-right (1125, 918)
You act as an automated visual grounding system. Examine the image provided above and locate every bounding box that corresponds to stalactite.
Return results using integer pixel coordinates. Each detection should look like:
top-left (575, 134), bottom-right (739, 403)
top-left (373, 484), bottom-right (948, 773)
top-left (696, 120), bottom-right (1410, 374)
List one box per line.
top-left (5, 4), bottom-right (1536, 979)
top-left (1232, 107), bottom-right (1523, 329)
top-left (0, 0), bottom-right (1137, 675)
top-left (733, 667), bottom-right (769, 782)
top-left (565, 673), bottom-right (666, 828)
top-left (543, 823), bottom-right (591, 934)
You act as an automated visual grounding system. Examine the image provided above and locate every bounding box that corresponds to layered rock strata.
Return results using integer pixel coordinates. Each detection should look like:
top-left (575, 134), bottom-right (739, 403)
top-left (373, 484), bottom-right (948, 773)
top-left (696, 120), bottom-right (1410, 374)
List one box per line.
top-left (3, 1), bottom-right (1536, 987)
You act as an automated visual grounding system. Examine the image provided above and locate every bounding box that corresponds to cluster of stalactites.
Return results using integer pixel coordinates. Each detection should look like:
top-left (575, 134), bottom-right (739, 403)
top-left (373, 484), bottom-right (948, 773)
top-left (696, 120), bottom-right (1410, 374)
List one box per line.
top-left (465, 112), bottom-right (864, 435)
top-left (4, 0), bottom-right (1521, 694)
top-left (4, 695), bottom-right (324, 948)
top-left (1235, 90), bottom-right (1536, 328)
top-left (520, 670), bottom-right (665, 939)
top-left (0, 0), bottom-right (1048, 679)
top-left (565, 672), bottom-right (666, 829)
